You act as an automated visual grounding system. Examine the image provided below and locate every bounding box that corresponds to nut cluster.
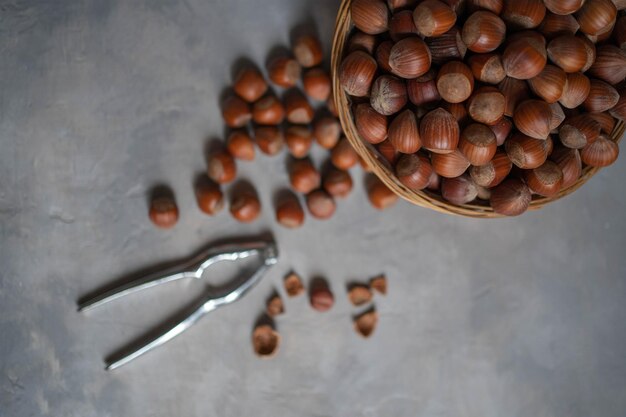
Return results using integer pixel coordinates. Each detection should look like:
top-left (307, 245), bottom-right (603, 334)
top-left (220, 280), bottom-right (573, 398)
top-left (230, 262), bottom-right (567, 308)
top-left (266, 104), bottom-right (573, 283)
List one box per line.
top-left (341, 0), bottom-right (624, 216)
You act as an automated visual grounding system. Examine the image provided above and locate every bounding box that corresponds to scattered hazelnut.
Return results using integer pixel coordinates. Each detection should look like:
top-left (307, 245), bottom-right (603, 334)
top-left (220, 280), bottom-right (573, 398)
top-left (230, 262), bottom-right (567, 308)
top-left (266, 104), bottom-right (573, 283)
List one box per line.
top-left (254, 126), bottom-right (284, 156)
top-left (266, 294), bottom-right (284, 317)
top-left (284, 272), bottom-right (305, 297)
top-left (226, 130), bottom-right (255, 161)
top-left (229, 189), bottom-right (261, 223)
top-left (323, 168), bottom-right (354, 198)
top-left (302, 68), bottom-right (332, 101)
top-left (252, 94), bottom-right (285, 125)
top-left (313, 116), bottom-right (342, 149)
top-left (221, 95), bottom-right (252, 128)
top-left (233, 66), bottom-right (268, 103)
top-left (289, 158), bottom-right (321, 194)
top-left (149, 196), bottom-right (179, 229)
top-left (306, 189), bottom-right (336, 219)
top-left (369, 274), bottom-right (387, 295)
top-left (285, 125), bottom-right (313, 158)
top-left (276, 197), bottom-right (305, 228)
top-left (348, 285), bottom-right (373, 306)
top-left (310, 285), bottom-right (335, 312)
top-left (367, 175), bottom-right (399, 210)
top-left (293, 34), bottom-right (323, 68)
top-left (207, 148), bottom-right (237, 184)
top-left (195, 180), bottom-right (224, 216)
top-left (252, 324), bottom-right (280, 358)
top-left (267, 56), bottom-right (302, 88)
top-left (331, 137), bottom-right (359, 170)
top-left (354, 309), bottom-right (378, 338)
top-left (284, 89), bottom-right (315, 124)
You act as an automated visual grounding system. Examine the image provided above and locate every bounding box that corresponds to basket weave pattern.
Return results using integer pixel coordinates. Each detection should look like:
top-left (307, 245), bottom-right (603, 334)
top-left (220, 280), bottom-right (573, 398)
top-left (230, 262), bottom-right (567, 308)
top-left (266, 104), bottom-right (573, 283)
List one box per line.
top-left (331, 0), bottom-right (625, 218)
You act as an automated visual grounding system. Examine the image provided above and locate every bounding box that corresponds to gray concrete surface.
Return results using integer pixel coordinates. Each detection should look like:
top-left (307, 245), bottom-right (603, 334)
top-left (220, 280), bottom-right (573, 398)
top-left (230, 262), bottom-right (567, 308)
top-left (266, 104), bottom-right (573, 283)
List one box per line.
top-left (1, 1), bottom-right (626, 416)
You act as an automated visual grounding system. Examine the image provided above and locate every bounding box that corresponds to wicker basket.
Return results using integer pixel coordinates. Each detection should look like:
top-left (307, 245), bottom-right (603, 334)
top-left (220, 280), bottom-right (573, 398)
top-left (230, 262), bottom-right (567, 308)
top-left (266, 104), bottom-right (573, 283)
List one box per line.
top-left (331, 0), bottom-right (625, 218)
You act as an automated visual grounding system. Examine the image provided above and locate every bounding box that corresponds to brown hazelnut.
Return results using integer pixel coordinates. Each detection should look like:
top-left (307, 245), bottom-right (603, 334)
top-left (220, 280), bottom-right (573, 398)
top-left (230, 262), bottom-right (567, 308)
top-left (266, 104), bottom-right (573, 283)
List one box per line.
top-left (348, 285), bottom-right (373, 306)
top-left (207, 148), bottom-right (237, 184)
top-left (470, 149), bottom-right (512, 187)
top-left (523, 160), bottom-right (564, 197)
top-left (292, 34), bottom-right (323, 68)
top-left (195, 180), bottom-right (224, 216)
top-left (331, 137), bottom-right (359, 170)
top-left (348, 30), bottom-right (378, 54)
top-left (284, 272), bottom-right (305, 297)
top-left (254, 126), bottom-right (284, 155)
top-left (306, 189), bottom-right (336, 219)
top-left (367, 175), bottom-right (399, 210)
top-left (340, 51), bottom-right (378, 97)
top-left (302, 68), bottom-right (332, 101)
top-left (252, 94), bottom-right (285, 125)
top-left (313, 116), bottom-right (342, 149)
top-left (459, 123), bottom-right (497, 166)
top-left (543, 0), bottom-right (584, 15)
top-left (355, 103), bottom-right (388, 144)
top-left (310, 285), bottom-right (335, 312)
top-left (370, 75), bottom-right (407, 116)
top-left (284, 89), bottom-right (314, 124)
top-left (441, 174), bottom-right (478, 205)
top-left (233, 66), bottom-right (268, 103)
top-left (229, 189), bottom-right (261, 223)
top-left (267, 56), bottom-right (301, 88)
top-left (466, 86), bottom-right (506, 125)
top-left (354, 309), bottom-right (378, 338)
top-left (252, 325), bottom-right (280, 358)
top-left (527, 64), bottom-right (567, 104)
top-left (468, 53), bottom-right (506, 85)
top-left (505, 132), bottom-right (549, 169)
top-left (549, 102), bottom-right (566, 130)
top-left (575, 0), bottom-right (617, 36)
top-left (538, 12), bottom-right (580, 39)
top-left (442, 101), bottom-right (469, 124)
top-left (513, 99), bottom-right (553, 140)
top-left (559, 72), bottom-right (591, 109)
top-left (222, 94), bottom-right (252, 128)
top-left (501, 0), bottom-right (546, 29)
top-left (285, 125), bottom-right (313, 158)
top-left (413, 0), bottom-right (457, 37)
top-left (390, 10), bottom-right (419, 41)
top-left (377, 140), bottom-right (399, 164)
top-left (546, 35), bottom-right (588, 73)
top-left (266, 294), bottom-right (284, 317)
top-left (149, 196), bottom-right (179, 229)
top-left (587, 112), bottom-right (617, 134)
top-left (502, 35), bottom-right (547, 80)
top-left (489, 117), bottom-right (513, 146)
top-left (369, 274), bottom-right (387, 295)
top-left (498, 76), bottom-right (530, 117)
top-left (436, 61), bottom-right (474, 103)
top-left (467, 0), bottom-right (503, 14)
top-left (550, 147), bottom-right (582, 189)
top-left (580, 134), bottom-right (619, 167)
top-left (426, 27), bottom-right (467, 65)
top-left (351, 0), bottom-right (390, 35)
top-left (559, 114), bottom-right (601, 149)
top-left (388, 109), bottom-right (422, 154)
top-left (583, 79), bottom-right (620, 113)
top-left (462, 11), bottom-right (506, 53)
top-left (290, 158), bottom-right (321, 194)
top-left (388, 37), bottom-right (432, 79)
top-left (323, 168), bottom-right (354, 198)
top-left (490, 179), bottom-right (532, 216)
top-left (276, 197), bottom-right (305, 228)
top-left (395, 153), bottom-right (433, 190)
top-left (420, 107), bottom-right (460, 154)
top-left (226, 130), bottom-right (255, 161)
top-left (431, 149), bottom-right (471, 178)
top-left (407, 70), bottom-right (441, 106)
top-left (375, 40), bottom-right (394, 73)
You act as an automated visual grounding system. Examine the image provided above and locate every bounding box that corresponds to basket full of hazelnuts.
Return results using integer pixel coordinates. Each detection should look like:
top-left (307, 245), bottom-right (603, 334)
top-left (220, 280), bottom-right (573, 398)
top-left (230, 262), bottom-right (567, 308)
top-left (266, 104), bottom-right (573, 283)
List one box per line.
top-left (331, 0), bottom-right (626, 217)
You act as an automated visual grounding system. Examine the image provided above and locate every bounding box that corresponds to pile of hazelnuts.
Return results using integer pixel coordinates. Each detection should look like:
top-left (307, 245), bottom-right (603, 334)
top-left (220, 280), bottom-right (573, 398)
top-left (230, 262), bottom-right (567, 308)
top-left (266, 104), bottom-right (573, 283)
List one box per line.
top-left (252, 272), bottom-right (387, 358)
top-left (149, 31), bottom-right (401, 229)
top-left (340, 0), bottom-right (625, 216)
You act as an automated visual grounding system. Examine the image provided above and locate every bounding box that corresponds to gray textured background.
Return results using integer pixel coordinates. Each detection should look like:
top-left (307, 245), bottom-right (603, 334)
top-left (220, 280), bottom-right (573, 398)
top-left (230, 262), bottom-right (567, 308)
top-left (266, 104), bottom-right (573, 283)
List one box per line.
top-left (1, 1), bottom-right (626, 416)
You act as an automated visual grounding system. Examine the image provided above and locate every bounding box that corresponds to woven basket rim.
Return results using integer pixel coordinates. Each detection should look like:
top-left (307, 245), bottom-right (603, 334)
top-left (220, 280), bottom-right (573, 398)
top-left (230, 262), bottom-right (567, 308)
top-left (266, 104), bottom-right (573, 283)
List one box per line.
top-left (331, 0), bottom-right (625, 218)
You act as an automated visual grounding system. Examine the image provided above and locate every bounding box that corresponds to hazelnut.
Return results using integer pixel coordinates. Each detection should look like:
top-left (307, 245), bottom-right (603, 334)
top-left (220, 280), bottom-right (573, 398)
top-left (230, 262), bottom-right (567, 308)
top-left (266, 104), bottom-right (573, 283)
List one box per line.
top-left (340, 51), bottom-right (378, 97)
top-left (221, 95), bottom-right (252, 128)
top-left (559, 72), bottom-right (591, 109)
top-left (292, 34), bottom-right (323, 68)
top-left (351, 0), bottom-right (390, 35)
top-left (195, 180), bottom-right (224, 216)
top-left (426, 27), bottom-right (467, 65)
top-left (522, 160), bottom-right (564, 197)
top-left (289, 158), bottom-right (321, 194)
top-left (285, 125), bottom-right (313, 158)
top-left (459, 123), bottom-right (497, 166)
top-left (369, 274), bottom-right (387, 295)
top-left (284, 272), bottom-right (305, 297)
top-left (331, 137), bottom-right (359, 170)
top-left (419, 107), bottom-right (460, 154)
top-left (395, 153), bottom-right (433, 190)
top-left (490, 179), bottom-right (532, 216)
top-left (149, 196), bottom-right (179, 229)
top-left (267, 56), bottom-right (301, 88)
top-left (367, 175), bottom-right (399, 210)
top-left (468, 53), bottom-right (506, 85)
top-left (469, 149), bottom-right (512, 187)
top-left (546, 35), bottom-right (588, 73)
top-left (588, 46), bottom-right (626, 86)
top-left (407, 72), bottom-right (441, 106)
top-left (229, 189), bottom-right (261, 223)
top-left (502, 35), bottom-right (547, 80)
top-left (436, 61), bottom-right (474, 103)
top-left (388, 109), bottom-right (421, 154)
top-left (354, 309), bottom-right (378, 338)
top-left (252, 94), bottom-right (285, 125)
top-left (498, 76), bottom-right (530, 117)
top-left (413, 0), bottom-right (457, 37)
top-left (462, 11), bottom-right (506, 53)
top-left (431, 149), bottom-right (471, 178)
top-left (303, 68), bottom-right (332, 101)
top-left (377, 140), bottom-right (398, 165)
top-left (575, 0), bottom-right (617, 36)
top-left (348, 30), bottom-right (378, 54)
top-left (375, 40), bottom-right (394, 73)
top-left (527, 64), bottom-right (567, 104)
top-left (580, 134), bottom-right (619, 167)
top-left (276, 196), bottom-right (305, 229)
top-left (252, 324), bottom-right (280, 358)
top-left (207, 148), bottom-right (237, 184)
top-left (233, 66), bottom-right (268, 103)
top-left (226, 130), bottom-right (255, 161)
top-left (489, 117), bottom-right (513, 146)
top-left (501, 0), bottom-right (546, 29)
top-left (466, 86), bottom-right (506, 125)
top-left (266, 294), bottom-right (284, 317)
top-left (306, 189), bottom-right (336, 219)
top-left (441, 174), bottom-right (479, 205)
top-left (370, 75), bottom-right (408, 116)
top-left (550, 147), bottom-right (582, 189)
top-left (388, 37), bottom-right (432, 79)
top-left (355, 103), bottom-right (388, 144)
top-left (505, 132), bottom-right (549, 169)
top-left (254, 126), bottom-right (284, 156)
top-left (310, 284), bottom-right (335, 312)
top-left (323, 168), bottom-right (354, 198)
top-left (513, 99), bottom-right (553, 140)
top-left (313, 116), bottom-right (342, 149)
top-left (284, 89), bottom-right (314, 124)
top-left (390, 10), bottom-right (419, 41)
top-left (348, 284), bottom-right (373, 306)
